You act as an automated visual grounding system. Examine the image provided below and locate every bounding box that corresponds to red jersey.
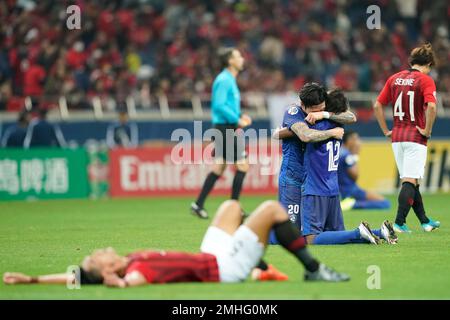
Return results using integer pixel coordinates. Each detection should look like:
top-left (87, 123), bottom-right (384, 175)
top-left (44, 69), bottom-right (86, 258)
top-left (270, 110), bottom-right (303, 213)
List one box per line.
top-left (377, 69), bottom-right (437, 146)
top-left (23, 64), bottom-right (46, 96)
top-left (125, 250), bottom-right (220, 284)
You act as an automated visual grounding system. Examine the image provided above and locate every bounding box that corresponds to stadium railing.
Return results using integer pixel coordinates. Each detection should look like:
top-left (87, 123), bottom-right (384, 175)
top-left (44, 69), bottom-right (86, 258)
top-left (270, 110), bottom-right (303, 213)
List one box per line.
top-left (1, 92), bottom-right (449, 121)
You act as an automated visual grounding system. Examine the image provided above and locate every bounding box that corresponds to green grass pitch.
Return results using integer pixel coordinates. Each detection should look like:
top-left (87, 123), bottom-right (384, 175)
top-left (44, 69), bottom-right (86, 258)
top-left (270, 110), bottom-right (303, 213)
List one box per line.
top-left (1, 194), bottom-right (449, 300)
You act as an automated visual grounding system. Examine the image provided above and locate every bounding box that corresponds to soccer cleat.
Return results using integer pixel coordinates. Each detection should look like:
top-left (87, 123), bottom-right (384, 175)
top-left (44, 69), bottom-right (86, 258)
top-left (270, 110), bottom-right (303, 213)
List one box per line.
top-left (380, 220), bottom-right (398, 244)
top-left (190, 202), bottom-right (209, 219)
top-left (340, 198), bottom-right (356, 211)
top-left (304, 263), bottom-right (350, 282)
top-left (393, 223), bottom-right (412, 233)
top-left (251, 265), bottom-right (289, 282)
top-left (358, 221), bottom-right (381, 245)
top-left (421, 218), bottom-right (441, 232)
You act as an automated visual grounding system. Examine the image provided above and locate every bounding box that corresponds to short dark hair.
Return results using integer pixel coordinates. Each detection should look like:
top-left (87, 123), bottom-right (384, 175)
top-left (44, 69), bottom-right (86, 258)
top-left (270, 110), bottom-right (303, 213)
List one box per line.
top-left (79, 267), bottom-right (103, 285)
top-left (325, 89), bottom-right (349, 114)
top-left (298, 82), bottom-right (327, 108)
top-left (218, 47), bottom-right (236, 68)
top-left (409, 43), bottom-right (436, 67)
top-left (343, 130), bottom-right (358, 144)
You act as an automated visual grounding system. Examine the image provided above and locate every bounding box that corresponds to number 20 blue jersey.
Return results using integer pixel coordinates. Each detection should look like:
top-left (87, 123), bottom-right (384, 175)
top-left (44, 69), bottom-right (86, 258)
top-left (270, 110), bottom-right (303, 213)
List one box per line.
top-left (302, 119), bottom-right (342, 197)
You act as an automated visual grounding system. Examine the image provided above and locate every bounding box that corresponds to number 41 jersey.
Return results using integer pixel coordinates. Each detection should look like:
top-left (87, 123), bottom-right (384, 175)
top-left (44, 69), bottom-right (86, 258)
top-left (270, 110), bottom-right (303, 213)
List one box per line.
top-left (302, 119), bottom-right (342, 197)
top-left (377, 68), bottom-right (437, 146)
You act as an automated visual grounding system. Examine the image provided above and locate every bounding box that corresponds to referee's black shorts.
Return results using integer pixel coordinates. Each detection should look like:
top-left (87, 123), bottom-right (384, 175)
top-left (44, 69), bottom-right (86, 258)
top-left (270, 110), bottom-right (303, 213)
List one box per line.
top-left (212, 124), bottom-right (247, 163)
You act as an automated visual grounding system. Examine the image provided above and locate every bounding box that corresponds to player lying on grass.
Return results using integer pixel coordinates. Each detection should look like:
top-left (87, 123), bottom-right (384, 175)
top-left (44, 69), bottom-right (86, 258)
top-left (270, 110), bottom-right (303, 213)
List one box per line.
top-left (273, 86), bottom-right (398, 245)
top-left (338, 130), bottom-right (391, 211)
top-left (3, 200), bottom-right (350, 287)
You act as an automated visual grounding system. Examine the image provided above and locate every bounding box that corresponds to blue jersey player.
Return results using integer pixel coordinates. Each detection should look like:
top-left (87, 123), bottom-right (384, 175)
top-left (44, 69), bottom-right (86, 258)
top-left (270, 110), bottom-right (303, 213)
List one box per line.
top-left (269, 84), bottom-right (357, 244)
top-left (299, 99), bottom-right (398, 245)
top-left (273, 85), bottom-right (398, 245)
top-left (338, 131), bottom-right (390, 211)
top-left (277, 104), bottom-right (307, 227)
top-left (301, 119), bottom-right (397, 245)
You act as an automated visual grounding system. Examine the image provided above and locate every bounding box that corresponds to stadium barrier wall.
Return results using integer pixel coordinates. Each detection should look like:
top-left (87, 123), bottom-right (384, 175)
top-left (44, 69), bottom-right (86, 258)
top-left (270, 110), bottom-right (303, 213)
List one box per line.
top-left (0, 140), bottom-right (447, 200)
top-left (2, 119), bottom-right (450, 146)
top-left (109, 145), bottom-right (280, 197)
top-left (108, 141), bottom-right (450, 198)
top-left (359, 141), bottom-right (450, 193)
top-left (0, 148), bottom-right (90, 200)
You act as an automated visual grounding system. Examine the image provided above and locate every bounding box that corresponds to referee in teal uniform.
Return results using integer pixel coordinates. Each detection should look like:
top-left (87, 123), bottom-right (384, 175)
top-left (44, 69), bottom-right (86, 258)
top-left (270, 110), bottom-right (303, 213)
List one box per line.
top-left (191, 47), bottom-right (252, 219)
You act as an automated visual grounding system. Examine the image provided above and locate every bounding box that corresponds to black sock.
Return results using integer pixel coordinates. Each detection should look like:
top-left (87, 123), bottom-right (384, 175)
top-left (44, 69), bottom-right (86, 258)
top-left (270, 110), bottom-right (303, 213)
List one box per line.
top-left (231, 170), bottom-right (247, 200)
top-left (273, 220), bottom-right (319, 272)
top-left (196, 172), bottom-right (220, 208)
top-left (412, 185), bottom-right (429, 224)
top-left (395, 182), bottom-right (416, 225)
top-left (256, 260), bottom-right (268, 271)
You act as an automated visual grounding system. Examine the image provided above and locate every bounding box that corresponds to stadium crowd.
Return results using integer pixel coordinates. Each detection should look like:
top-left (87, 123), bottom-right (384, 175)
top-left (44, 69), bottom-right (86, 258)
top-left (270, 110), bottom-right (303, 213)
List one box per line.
top-left (0, 0), bottom-right (449, 111)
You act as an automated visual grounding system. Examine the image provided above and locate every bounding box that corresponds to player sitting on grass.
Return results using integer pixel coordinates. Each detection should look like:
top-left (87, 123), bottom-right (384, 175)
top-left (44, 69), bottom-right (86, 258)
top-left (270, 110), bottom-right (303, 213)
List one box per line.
top-left (338, 130), bottom-right (391, 211)
top-left (274, 88), bottom-right (398, 245)
top-left (3, 200), bottom-right (350, 287)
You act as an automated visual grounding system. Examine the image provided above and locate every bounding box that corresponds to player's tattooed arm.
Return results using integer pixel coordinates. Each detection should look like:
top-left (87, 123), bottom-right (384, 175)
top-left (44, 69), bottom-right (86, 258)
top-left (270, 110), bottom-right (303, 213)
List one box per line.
top-left (305, 110), bottom-right (356, 125)
top-left (329, 110), bottom-right (357, 124)
top-left (291, 122), bottom-right (344, 143)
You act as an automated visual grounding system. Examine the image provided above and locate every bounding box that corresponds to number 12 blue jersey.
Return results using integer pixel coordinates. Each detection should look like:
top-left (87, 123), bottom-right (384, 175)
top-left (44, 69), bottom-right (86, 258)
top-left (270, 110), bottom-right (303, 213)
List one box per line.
top-left (302, 120), bottom-right (342, 196)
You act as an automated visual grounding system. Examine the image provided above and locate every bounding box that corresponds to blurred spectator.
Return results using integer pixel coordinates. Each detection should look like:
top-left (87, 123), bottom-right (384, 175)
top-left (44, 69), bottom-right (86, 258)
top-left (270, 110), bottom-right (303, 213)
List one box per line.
top-left (106, 107), bottom-right (138, 149)
top-left (23, 108), bottom-right (66, 148)
top-left (1, 110), bottom-right (31, 147)
top-left (23, 57), bottom-right (46, 97)
top-left (259, 31), bottom-right (285, 67)
top-left (331, 63), bottom-right (358, 91)
top-left (0, 0), bottom-right (448, 111)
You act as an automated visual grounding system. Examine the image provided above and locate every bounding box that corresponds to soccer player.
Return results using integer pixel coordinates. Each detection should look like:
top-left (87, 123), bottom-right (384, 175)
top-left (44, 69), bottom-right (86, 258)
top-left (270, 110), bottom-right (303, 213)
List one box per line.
top-left (338, 130), bottom-right (391, 210)
top-left (3, 200), bottom-right (350, 287)
top-left (191, 47), bottom-right (252, 219)
top-left (301, 115), bottom-right (397, 245)
top-left (274, 86), bottom-right (398, 245)
top-left (269, 84), bottom-right (357, 244)
top-left (373, 43), bottom-right (440, 233)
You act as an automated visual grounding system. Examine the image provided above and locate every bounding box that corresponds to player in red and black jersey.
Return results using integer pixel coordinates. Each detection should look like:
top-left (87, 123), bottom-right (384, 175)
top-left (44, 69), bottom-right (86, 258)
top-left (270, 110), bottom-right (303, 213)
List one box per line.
top-left (373, 43), bottom-right (440, 233)
top-left (3, 200), bottom-right (350, 287)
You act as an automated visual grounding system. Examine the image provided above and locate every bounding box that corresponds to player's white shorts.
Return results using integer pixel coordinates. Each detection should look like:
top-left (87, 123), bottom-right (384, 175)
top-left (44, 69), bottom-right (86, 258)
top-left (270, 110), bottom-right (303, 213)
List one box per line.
top-left (200, 225), bottom-right (264, 283)
top-left (392, 142), bottom-right (427, 179)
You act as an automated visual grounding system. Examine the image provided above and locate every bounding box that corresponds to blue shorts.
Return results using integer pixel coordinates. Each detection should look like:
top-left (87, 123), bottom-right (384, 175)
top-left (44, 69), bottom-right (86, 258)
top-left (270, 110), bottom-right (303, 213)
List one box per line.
top-left (269, 181), bottom-right (302, 244)
top-left (278, 182), bottom-right (302, 228)
top-left (341, 185), bottom-right (367, 200)
top-left (301, 195), bottom-right (345, 236)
